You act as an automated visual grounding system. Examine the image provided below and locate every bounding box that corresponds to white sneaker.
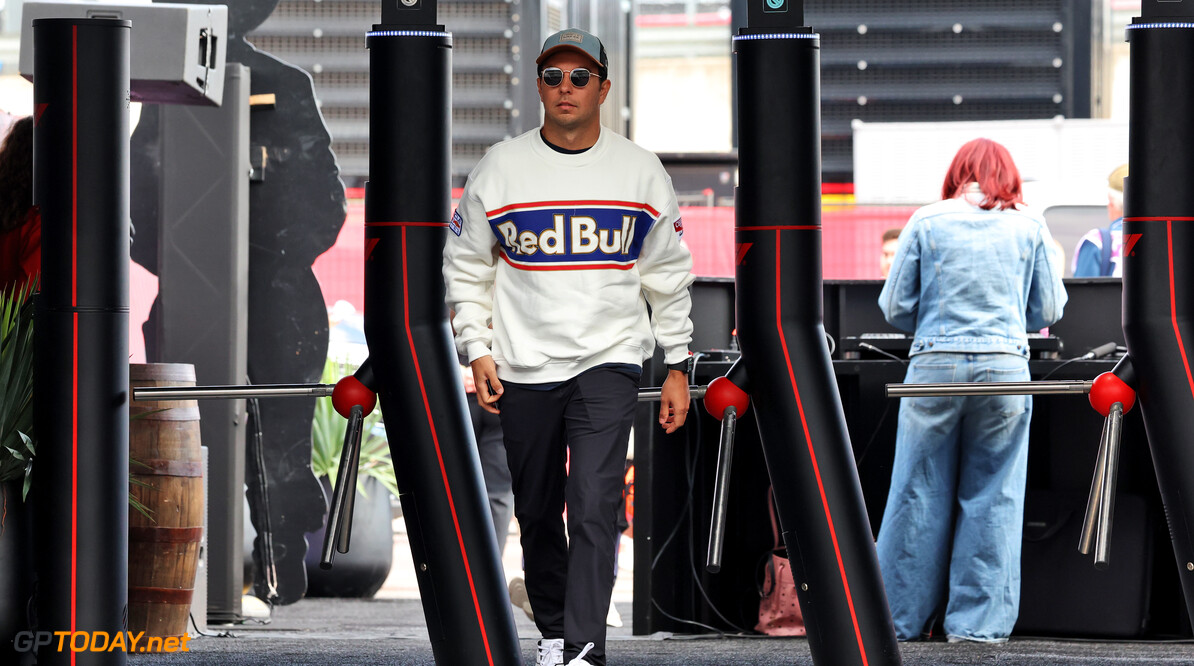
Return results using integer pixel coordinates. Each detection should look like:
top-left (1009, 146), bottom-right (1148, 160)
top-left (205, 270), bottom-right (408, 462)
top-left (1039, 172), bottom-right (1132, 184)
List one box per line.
top-left (536, 638), bottom-right (564, 666)
top-left (564, 642), bottom-right (596, 666)
top-left (605, 603), bottom-right (622, 628)
top-left (509, 576), bottom-right (534, 621)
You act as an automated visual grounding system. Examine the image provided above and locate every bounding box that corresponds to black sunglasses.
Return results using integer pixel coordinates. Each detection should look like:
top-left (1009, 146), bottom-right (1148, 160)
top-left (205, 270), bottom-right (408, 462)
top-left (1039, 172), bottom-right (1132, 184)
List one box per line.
top-left (540, 67), bottom-right (595, 88)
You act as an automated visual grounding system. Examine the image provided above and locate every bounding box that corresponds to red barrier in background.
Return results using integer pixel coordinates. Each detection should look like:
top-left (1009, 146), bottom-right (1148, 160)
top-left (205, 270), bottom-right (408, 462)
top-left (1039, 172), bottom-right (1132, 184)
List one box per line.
top-left (128, 198), bottom-right (919, 362)
top-left (310, 201), bottom-right (918, 313)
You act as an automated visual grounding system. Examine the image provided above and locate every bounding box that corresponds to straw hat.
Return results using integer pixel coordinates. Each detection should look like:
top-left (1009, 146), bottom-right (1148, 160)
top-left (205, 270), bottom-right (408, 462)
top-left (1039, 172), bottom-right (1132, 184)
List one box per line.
top-left (1107, 163), bottom-right (1129, 193)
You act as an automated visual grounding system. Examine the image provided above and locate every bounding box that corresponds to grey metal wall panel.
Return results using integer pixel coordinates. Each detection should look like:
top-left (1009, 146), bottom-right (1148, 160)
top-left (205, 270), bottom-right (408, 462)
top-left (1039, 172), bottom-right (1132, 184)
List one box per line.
top-left (806, 0), bottom-right (1093, 180)
top-left (156, 64), bottom-right (251, 622)
top-left (249, 0), bottom-right (538, 186)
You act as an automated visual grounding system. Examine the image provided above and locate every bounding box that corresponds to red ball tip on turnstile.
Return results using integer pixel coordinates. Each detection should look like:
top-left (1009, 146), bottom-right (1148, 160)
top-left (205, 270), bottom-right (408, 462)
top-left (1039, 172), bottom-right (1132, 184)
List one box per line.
top-left (704, 376), bottom-right (750, 420)
top-left (1089, 371), bottom-right (1136, 417)
top-left (332, 375), bottom-right (377, 418)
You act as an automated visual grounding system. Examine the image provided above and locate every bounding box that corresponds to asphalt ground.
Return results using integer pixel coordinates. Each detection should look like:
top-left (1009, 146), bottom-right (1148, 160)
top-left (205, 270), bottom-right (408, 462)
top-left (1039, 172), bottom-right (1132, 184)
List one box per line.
top-left (117, 528), bottom-right (1194, 665)
top-left (127, 595), bottom-right (1194, 666)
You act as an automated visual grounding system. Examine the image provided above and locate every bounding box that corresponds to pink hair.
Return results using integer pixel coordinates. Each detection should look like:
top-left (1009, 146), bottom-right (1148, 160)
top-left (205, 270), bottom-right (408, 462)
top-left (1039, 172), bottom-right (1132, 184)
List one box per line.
top-left (940, 138), bottom-right (1024, 210)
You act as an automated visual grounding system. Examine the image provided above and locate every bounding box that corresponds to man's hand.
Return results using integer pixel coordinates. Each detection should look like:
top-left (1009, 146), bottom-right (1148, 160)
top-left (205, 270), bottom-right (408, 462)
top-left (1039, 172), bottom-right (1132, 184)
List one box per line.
top-left (470, 356), bottom-right (503, 414)
top-left (658, 369), bottom-right (691, 434)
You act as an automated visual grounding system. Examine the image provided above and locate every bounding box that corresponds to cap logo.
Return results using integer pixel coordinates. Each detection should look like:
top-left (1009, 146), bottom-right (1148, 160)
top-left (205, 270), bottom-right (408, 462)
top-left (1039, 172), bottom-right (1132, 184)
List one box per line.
top-left (559, 31), bottom-right (584, 43)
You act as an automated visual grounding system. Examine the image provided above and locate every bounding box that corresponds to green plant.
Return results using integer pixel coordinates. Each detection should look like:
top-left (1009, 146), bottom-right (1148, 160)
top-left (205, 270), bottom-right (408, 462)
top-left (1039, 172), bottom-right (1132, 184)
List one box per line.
top-left (127, 449), bottom-right (154, 521)
top-left (311, 357), bottom-right (399, 499)
top-left (0, 281), bottom-right (153, 518)
top-left (0, 282), bottom-right (36, 499)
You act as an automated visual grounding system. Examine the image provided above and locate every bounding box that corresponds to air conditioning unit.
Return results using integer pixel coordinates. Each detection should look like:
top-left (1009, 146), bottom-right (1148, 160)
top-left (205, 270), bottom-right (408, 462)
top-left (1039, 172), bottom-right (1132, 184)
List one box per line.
top-left (19, 0), bottom-right (228, 106)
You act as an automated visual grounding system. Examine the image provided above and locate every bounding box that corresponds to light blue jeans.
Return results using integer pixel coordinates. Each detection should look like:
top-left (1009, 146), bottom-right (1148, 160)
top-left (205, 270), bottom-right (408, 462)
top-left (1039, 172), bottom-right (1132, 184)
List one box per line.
top-left (876, 352), bottom-right (1032, 642)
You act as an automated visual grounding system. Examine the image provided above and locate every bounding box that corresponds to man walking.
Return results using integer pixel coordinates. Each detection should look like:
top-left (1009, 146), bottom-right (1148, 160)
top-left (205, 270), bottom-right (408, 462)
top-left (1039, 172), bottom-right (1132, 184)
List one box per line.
top-left (443, 28), bottom-right (695, 666)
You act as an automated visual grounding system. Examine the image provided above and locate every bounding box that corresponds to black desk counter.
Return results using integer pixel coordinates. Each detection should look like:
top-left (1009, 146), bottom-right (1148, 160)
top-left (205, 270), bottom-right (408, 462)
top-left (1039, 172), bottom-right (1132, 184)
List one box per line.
top-left (633, 357), bottom-right (1187, 639)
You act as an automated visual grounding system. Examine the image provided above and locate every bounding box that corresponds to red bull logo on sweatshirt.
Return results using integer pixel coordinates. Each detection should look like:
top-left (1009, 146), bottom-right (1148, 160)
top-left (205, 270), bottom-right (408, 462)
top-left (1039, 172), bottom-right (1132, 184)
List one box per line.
top-left (487, 200), bottom-right (658, 270)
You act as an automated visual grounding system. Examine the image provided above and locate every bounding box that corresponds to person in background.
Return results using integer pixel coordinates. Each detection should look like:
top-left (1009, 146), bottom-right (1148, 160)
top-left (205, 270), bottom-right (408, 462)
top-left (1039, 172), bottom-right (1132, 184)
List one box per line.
top-left (1072, 162), bottom-right (1128, 277)
top-left (450, 312), bottom-right (523, 621)
top-left (879, 227), bottom-right (901, 278)
top-left (449, 308), bottom-right (516, 568)
top-left (0, 117), bottom-right (38, 295)
top-left (459, 362), bottom-right (516, 559)
top-left (876, 138), bottom-right (1067, 643)
top-left (443, 28), bottom-right (694, 666)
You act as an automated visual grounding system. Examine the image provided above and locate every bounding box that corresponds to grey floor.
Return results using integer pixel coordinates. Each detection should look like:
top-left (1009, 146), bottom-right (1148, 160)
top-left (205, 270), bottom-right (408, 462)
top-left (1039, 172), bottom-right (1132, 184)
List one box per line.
top-left (125, 597), bottom-right (1194, 665)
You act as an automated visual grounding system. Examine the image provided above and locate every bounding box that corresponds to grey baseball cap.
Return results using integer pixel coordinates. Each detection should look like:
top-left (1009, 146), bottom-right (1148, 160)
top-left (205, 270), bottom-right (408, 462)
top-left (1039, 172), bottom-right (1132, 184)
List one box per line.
top-left (536, 28), bottom-right (608, 76)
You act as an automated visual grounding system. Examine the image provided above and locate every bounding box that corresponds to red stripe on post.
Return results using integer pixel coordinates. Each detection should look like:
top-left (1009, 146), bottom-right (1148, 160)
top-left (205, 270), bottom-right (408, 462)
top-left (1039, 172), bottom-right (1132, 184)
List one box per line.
top-left (70, 29), bottom-right (79, 655)
top-left (401, 227), bottom-right (495, 665)
top-left (365, 221), bottom-right (448, 228)
top-left (1166, 221), bottom-right (1194, 403)
top-left (737, 225), bottom-right (820, 231)
top-left (774, 231), bottom-right (868, 665)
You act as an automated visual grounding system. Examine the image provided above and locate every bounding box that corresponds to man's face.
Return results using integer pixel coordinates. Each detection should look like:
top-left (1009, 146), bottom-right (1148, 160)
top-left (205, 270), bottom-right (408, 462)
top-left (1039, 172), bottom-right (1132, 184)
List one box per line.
top-left (537, 50), bottom-right (611, 133)
top-left (880, 239), bottom-right (899, 278)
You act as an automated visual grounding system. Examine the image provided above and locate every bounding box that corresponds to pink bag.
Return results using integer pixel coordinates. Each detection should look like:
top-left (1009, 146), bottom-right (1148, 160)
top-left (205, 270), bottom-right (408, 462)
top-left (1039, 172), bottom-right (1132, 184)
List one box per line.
top-left (755, 487), bottom-right (806, 636)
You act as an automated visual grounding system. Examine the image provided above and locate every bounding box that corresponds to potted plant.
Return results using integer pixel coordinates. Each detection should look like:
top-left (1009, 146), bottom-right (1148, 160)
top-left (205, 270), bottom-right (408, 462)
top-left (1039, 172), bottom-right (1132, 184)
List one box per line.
top-left (1, 285), bottom-right (168, 653)
top-left (0, 283), bottom-right (36, 498)
top-left (304, 356), bottom-right (399, 598)
top-left (0, 283), bottom-right (36, 657)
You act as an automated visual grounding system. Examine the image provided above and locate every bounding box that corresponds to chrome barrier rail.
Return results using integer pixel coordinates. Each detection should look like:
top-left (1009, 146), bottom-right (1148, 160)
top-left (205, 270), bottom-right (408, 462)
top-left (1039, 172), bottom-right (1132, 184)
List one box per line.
top-left (135, 380), bottom-right (714, 568)
top-left (135, 383), bottom-right (708, 402)
top-left (637, 385), bottom-right (707, 402)
top-left (1080, 402), bottom-right (1124, 569)
top-left (886, 380), bottom-right (1093, 398)
top-left (133, 384), bottom-right (336, 401)
top-left (887, 376), bottom-right (1130, 570)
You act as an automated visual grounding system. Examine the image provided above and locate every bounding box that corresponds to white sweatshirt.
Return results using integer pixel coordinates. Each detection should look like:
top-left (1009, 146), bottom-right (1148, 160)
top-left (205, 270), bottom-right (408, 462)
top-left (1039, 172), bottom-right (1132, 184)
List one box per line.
top-left (443, 128), bottom-right (695, 384)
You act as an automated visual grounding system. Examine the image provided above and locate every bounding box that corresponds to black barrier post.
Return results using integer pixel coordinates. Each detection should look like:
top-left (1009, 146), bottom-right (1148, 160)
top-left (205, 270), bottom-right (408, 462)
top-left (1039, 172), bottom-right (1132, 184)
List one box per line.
top-left (363, 2), bottom-right (521, 664)
top-left (1123, 0), bottom-right (1194, 622)
top-left (732, 2), bottom-right (900, 664)
top-left (32, 17), bottom-right (131, 666)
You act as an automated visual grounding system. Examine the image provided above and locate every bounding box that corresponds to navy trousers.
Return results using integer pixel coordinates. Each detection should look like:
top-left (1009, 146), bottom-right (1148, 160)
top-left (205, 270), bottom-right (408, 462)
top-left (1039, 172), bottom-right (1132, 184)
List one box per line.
top-left (499, 367), bottom-right (638, 666)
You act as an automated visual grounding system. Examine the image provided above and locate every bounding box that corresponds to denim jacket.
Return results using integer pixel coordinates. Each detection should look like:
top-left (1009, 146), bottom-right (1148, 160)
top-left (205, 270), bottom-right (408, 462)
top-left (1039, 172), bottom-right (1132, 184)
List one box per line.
top-left (878, 197), bottom-right (1067, 358)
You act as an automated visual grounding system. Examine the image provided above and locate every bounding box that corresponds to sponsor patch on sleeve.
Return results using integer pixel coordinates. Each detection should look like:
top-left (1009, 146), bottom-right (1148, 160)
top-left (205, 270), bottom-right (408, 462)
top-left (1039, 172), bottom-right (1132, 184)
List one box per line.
top-left (449, 209), bottom-right (463, 236)
top-left (673, 217), bottom-right (684, 237)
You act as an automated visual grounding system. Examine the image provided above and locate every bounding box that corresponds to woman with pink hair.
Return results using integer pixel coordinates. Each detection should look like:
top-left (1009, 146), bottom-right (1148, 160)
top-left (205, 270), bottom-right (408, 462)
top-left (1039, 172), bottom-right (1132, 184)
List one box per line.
top-left (876, 138), bottom-right (1067, 643)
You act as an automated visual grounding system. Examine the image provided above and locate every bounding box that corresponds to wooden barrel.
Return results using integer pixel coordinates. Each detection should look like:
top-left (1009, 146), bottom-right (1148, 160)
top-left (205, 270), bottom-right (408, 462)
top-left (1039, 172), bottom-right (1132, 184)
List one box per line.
top-left (128, 363), bottom-right (204, 643)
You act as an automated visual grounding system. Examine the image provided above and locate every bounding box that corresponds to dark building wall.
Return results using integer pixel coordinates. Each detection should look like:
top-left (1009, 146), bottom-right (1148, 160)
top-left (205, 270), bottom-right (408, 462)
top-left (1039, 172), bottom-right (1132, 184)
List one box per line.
top-left (730, 0), bottom-right (1094, 182)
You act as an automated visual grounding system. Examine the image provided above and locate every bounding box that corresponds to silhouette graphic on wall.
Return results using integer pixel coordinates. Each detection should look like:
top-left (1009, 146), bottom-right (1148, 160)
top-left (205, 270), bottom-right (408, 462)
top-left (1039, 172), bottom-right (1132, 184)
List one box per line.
top-left (131, 0), bottom-right (346, 603)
